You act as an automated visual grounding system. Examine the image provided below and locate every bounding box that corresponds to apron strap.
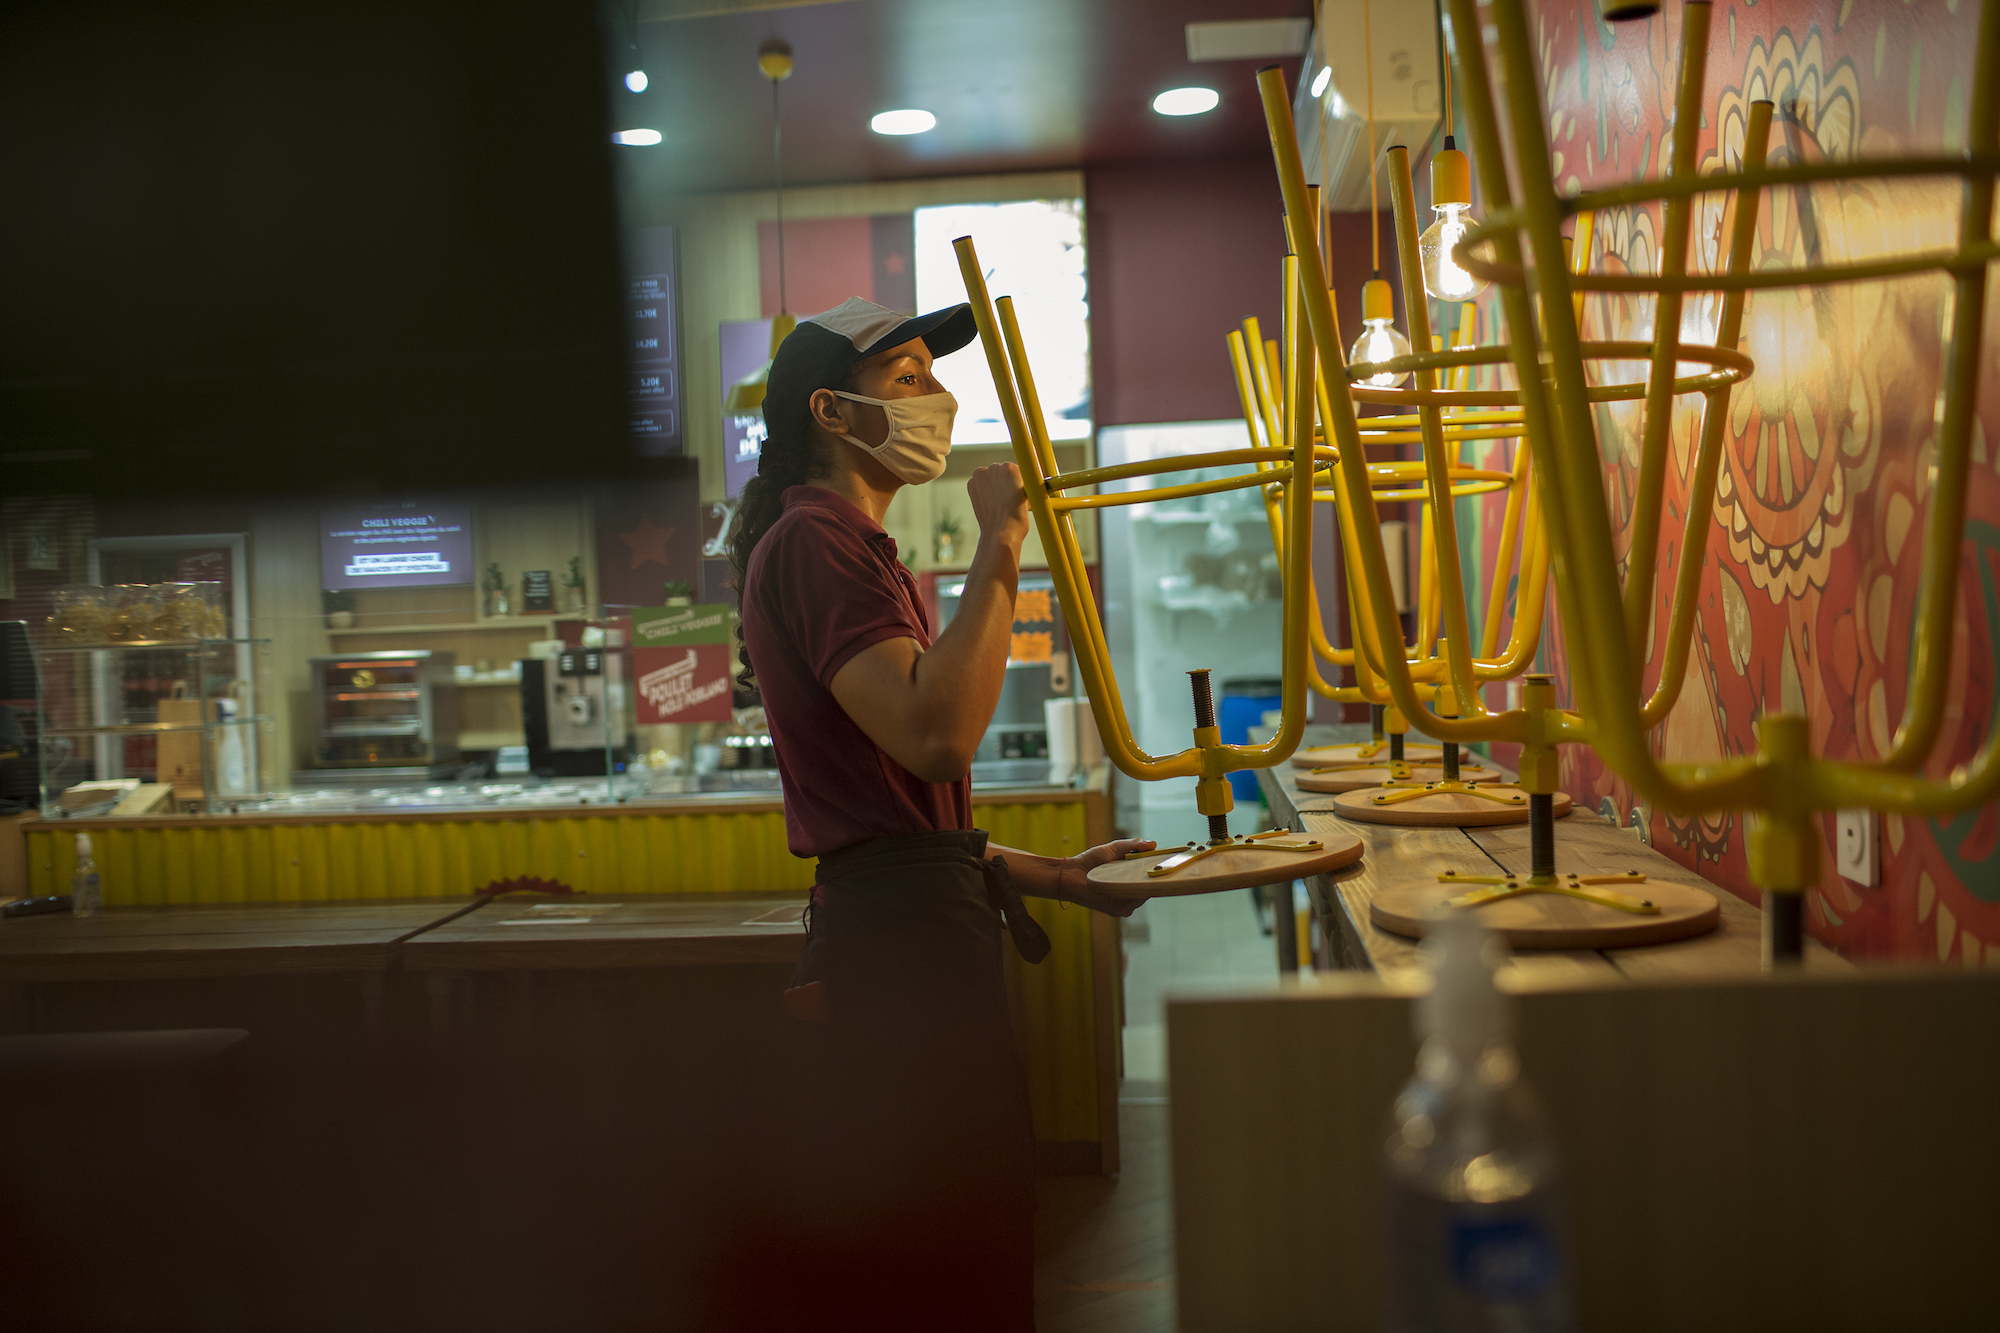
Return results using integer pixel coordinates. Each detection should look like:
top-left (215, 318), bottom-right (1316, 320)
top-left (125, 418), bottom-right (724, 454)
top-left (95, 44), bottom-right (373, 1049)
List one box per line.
top-left (975, 853), bottom-right (1051, 965)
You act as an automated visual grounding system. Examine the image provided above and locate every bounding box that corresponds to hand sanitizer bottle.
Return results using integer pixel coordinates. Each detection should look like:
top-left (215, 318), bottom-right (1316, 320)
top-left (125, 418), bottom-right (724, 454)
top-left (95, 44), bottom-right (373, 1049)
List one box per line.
top-left (71, 833), bottom-right (102, 918)
top-left (1381, 911), bottom-right (1576, 1332)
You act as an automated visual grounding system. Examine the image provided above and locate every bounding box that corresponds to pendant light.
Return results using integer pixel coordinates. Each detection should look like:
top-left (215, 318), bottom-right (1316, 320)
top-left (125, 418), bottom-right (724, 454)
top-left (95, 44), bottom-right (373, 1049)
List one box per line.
top-left (1416, 56), bottom-right (1488, 301)
top-left (1346, 0), bottom-right (1411, 387)
top-left (723, 39), bottom-right (798, 415)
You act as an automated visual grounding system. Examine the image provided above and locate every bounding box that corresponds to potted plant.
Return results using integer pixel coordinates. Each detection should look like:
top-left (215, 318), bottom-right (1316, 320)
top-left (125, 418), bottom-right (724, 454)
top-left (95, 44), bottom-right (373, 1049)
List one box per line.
top-left (560, 555), bottom-right (588, 613)
top-left (323, 588), bottom-right (356, 630)
top-left (934, 511), bottom-right (963, 565)
top-left (483, 563), bottom-right (511, 618)
top-left (662, 579), bottom-right (694, 607)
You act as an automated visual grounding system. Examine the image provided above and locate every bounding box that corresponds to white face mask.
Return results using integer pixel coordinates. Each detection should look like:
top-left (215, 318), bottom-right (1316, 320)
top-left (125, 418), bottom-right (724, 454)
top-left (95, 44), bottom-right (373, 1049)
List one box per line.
top-left (830, 389), bottom-right (957, 485)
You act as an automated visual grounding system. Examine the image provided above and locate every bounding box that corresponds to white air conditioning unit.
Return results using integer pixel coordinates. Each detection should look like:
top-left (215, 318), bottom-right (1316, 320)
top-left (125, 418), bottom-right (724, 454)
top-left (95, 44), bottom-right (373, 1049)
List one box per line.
top-left (1294, 3), bottom-right (1443, 212)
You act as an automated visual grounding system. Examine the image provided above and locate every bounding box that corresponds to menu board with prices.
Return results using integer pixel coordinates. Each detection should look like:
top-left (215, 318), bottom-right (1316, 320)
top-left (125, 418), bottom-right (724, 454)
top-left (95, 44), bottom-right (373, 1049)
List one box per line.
top-left (626, 226), bottom-right (682, 457)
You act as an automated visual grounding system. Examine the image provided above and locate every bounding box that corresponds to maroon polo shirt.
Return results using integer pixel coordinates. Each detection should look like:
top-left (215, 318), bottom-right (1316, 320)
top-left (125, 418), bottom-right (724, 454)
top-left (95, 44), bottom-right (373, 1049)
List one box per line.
top-left (740, 485), bottom-right (973, 858)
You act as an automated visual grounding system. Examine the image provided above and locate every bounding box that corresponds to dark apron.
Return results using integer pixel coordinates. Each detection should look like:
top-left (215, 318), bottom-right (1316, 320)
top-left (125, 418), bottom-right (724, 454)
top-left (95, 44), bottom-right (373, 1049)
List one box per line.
top-left (786, 829), bottom-right (1047, 1332)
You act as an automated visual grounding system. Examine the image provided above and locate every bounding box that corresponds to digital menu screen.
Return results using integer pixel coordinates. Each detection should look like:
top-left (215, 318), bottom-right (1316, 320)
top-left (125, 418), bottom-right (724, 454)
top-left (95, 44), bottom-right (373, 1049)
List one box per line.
top-left (627, 225), bottom-right (682, 457)
top-left (321, 500), bottom-right (474, 590)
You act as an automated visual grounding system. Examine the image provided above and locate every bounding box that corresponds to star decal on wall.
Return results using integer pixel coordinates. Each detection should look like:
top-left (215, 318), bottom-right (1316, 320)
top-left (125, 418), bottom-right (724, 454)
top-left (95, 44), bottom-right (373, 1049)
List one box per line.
top-left (619, 516), bottom-right (676, 569)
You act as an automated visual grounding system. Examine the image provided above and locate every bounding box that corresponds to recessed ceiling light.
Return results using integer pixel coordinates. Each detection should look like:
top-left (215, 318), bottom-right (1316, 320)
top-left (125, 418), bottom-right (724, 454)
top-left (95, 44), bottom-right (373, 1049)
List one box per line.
top-left (612, 128), bottom-right (662, 145)
top-left (625, 70), bottom-right (648, 93)
top-left (1310, 66), bottom-right (1332, 98)
top-left (871, 108), bottom-right (937, 136)
top-left (1152, 87), bottom-right (1219, 117)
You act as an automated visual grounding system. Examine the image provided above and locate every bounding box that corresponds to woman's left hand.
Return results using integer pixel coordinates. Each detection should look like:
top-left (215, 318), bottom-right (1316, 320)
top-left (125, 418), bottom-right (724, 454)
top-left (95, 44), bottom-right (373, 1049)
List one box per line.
top-left (1058, 838), bottom-right (1156, 917)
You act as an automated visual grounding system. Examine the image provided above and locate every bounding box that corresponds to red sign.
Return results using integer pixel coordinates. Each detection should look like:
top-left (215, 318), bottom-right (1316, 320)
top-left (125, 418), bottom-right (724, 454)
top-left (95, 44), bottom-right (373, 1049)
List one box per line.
top-left (632, 643), bottom-right (734, 724)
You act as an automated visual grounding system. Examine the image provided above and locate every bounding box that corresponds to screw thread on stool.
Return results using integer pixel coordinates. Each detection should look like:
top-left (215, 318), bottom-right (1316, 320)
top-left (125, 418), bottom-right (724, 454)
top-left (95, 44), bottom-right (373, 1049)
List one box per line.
top-left (1187, 669), bottom-right (1217, 729)
top-left (1189, 670), bottom-right (1227, 843)
top-left (1389, 731), bottom-right (1405, 762)
top-left (1530, 794), bottom-right (1556, 877)
top-left (1443, 741), bottom-right (1460, 781)
top-left (1369, 703), bottom-right (1385, 740)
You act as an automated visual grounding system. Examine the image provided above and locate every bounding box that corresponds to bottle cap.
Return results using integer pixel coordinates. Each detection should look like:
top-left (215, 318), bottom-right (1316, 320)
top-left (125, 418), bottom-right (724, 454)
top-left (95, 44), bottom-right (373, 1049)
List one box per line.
top-left (1416, 909), bottom-right (1509, 1059)
top-left (75, 832), bottom-right (92, 858)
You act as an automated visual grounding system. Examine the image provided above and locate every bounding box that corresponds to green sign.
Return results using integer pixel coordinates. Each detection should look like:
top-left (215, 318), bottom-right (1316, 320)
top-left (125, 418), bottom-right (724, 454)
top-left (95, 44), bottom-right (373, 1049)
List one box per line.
top-left (631, 602), bottom-right (732, 646)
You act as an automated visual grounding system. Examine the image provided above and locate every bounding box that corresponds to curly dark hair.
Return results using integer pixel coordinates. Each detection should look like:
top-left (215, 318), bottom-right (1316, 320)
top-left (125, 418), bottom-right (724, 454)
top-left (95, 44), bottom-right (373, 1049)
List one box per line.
top-left (726, 364), bottom-right (859, 691)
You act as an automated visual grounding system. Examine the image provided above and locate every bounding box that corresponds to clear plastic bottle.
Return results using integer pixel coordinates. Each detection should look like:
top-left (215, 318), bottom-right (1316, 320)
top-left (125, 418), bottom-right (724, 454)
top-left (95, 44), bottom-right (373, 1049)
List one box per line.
top-left (1381, 911), bottom-right (1576, 1332)
top-left (71, 832), bottom-right (102, 917)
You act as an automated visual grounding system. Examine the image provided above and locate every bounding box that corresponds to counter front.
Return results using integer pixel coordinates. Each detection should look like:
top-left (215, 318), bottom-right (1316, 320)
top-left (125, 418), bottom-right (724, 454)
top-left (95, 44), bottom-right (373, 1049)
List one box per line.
top-left (13, 772), bottom-right (1123, 1173)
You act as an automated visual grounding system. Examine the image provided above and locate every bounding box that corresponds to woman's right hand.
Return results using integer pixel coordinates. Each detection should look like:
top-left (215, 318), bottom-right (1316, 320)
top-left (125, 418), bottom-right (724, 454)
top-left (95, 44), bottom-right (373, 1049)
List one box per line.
top-left (966, 461), bottom-right (1030, 551)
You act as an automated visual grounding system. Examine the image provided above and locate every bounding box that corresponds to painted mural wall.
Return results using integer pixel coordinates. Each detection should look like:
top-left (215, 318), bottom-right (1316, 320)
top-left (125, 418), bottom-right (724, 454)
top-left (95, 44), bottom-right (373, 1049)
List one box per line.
top-left (1466, 0), bottom-right (2000, 963)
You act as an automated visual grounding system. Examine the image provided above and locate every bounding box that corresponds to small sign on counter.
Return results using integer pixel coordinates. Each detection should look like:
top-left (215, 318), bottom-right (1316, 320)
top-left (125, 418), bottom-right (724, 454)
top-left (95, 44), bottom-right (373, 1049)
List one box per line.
top-left (521, 569), bottom-right (555, 613)
top-left (631, 601), bottom-right (735, 723)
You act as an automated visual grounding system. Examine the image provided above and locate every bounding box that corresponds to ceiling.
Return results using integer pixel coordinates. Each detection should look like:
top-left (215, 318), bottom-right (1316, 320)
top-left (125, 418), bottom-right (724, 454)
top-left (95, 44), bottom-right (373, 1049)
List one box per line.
top-left (611, 0), bottom-right (1315, 198)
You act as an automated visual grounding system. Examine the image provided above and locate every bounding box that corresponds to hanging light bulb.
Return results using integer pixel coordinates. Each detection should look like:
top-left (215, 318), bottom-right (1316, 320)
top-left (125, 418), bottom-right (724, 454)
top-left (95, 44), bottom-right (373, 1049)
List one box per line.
top-left (1349, 276), bottom-right (1411, 387)
top-left (1417, 138), bottom-right (1489, 301)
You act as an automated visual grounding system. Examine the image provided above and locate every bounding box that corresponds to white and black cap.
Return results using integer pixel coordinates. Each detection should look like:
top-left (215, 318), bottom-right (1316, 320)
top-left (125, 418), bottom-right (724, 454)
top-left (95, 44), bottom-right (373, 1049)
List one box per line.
top-left (764, 297), bottom-right (975, 442)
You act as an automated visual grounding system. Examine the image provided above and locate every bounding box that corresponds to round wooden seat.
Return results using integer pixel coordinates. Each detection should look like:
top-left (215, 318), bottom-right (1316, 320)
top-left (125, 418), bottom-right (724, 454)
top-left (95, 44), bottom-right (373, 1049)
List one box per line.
top-left (1089, 828), bottom-right (1364, 897)
top-left (1291, 741), bottom-right (1443, 769)
top-left (1369, 877), bottom-right (1721, 949)
top-left (1297, 760), bottom-right (1516, 794)
top-left (1330, 784), bottom-right (1570, 828)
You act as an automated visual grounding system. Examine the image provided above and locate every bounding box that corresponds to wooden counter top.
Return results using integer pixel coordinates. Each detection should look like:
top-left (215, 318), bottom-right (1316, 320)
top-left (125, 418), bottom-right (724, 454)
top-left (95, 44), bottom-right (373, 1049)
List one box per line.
top-left (0, 900), bottom-right (468, 983)
top-left (400, 894), bottom-right (807, 972)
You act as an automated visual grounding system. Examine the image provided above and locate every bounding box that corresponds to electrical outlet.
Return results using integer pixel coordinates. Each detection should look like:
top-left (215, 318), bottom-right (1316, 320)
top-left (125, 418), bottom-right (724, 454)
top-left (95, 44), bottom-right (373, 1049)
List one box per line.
top-left (1836, 809), bottom-right (1878, 888)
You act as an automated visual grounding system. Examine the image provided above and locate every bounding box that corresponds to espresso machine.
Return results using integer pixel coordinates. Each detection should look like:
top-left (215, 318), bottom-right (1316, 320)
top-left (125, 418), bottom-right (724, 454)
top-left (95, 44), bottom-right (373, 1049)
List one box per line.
top-left (308, 650), bottom-right (460, 778)
top-left (519, 646), bottom-right (632, 777)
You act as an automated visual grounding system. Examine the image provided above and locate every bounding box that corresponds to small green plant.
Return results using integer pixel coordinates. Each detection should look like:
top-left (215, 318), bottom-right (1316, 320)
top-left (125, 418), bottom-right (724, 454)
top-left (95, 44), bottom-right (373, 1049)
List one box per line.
top-left (560, 555), bottom-right (586, 590)
top-left (662, 579), bottom-right (694, 602)
top-left (483, 563), bottom-right (508, 594)
top-left (934, 510), bottom-right (964, 564)
top-left (321, 588), bottom-right (355, 614)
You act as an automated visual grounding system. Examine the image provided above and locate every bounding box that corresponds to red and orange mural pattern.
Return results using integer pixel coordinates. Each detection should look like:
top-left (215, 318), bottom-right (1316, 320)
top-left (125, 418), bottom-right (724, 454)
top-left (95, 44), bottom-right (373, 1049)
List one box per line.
top-left (1461, 0), bottom-right (1998, 964)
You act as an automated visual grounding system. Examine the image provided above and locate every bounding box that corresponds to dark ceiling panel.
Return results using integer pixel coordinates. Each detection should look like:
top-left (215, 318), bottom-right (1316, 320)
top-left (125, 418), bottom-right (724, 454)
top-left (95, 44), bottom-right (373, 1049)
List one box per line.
top-left (614, 0), bottom-right (1313, 197)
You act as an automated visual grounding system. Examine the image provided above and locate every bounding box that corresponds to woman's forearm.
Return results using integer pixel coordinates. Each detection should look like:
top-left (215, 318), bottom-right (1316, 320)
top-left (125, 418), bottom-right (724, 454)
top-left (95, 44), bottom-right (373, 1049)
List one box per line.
top-left (989, 843), bottom-right (1072, 897)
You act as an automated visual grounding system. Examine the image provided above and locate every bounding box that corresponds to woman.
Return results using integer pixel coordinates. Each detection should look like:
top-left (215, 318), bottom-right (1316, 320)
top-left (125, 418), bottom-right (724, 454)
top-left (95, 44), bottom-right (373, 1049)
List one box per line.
top-left (728, 296), bottom-right (1150, 1330)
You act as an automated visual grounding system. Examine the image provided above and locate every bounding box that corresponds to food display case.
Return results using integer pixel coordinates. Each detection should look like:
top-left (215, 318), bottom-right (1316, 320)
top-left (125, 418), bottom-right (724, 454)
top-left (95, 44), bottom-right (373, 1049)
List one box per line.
top-left (308, 650), bottom-right (460, 777)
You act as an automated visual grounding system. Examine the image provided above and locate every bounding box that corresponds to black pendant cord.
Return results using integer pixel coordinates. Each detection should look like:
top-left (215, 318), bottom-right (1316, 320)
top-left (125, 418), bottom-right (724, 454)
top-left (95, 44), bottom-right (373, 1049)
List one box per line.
top-left (1189, 670), bottom-right (1229, 844)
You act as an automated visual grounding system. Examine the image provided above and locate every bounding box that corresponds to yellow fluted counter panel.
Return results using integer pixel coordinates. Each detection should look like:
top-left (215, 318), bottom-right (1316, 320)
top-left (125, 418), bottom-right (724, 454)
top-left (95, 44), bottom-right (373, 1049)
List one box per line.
top-left (28, 807), bottom-right (812, 905)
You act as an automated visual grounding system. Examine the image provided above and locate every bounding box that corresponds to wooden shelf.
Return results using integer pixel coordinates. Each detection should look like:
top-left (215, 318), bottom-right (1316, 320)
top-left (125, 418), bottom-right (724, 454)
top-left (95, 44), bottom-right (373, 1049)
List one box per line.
top-left (326, 617), bottom-right (566, 636)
